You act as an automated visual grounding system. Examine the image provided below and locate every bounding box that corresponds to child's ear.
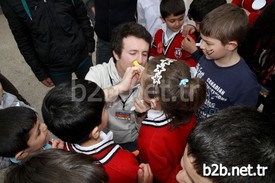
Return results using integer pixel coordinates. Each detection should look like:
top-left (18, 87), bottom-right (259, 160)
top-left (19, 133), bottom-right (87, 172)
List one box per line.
top-left (15, 150), bottom-right (29, 160)
top-left (91, 126), bottom-right (100, 139)
top-left (150, 97), bottom-right (160, 110)
top-left (226, 41), bottom-right (238, 51)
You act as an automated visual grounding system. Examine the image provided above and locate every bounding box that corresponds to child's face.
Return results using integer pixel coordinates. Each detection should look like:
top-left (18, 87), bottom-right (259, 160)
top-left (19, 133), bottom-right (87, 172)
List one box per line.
top-left (176, 145), bottom-right (212, 183)
top-left (25, 118), bottom-right (50, 153)
top-left (163, 14), bottom-right (185, 32)
top-left (199, 33), bottom-right (228, 61)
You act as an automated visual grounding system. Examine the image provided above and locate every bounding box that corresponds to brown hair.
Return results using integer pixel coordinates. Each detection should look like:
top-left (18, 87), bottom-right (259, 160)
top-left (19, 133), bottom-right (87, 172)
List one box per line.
top-left (200, 4), bottom-right (248, 45)
top-left (143, 57), bottom-right (206, 126)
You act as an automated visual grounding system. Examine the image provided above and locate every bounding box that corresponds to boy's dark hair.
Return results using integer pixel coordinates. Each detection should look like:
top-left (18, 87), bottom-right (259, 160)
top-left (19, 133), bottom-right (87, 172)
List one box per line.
top-left (4, 149), bottom-right (109, 183)
top-left (160, 0), bottom-right (186, 19)
top-left (188, 106), bottom-right (275, 182)
top-left (143, 57), bottom-right (206, 126)
top-left (200, 4), bottom-right (248, 45)
top-left (42, 79), bottom-right (105, 144)
top-left (0, 107), bottom-right (37, 157)
top-left (111, 22), bottom-right (152, 59)
top-left (188, 0), bottom-right (226, 22)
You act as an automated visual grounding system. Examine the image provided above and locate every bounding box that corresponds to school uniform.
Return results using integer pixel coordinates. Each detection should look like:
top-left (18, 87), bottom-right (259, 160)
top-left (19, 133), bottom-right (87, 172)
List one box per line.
top-left (138, 109), bottom-right (196, 183)
top-left (64, 131), bottom-right (139, 183)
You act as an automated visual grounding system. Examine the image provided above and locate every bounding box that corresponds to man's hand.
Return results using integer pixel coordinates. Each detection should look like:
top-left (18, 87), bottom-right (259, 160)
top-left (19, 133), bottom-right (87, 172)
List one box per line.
top-left (104, 66), bottom-right (144, 102)
top-left (41, 77), bottom-right (54, 87)
top-left (117, 66), bottom-right (144, 93)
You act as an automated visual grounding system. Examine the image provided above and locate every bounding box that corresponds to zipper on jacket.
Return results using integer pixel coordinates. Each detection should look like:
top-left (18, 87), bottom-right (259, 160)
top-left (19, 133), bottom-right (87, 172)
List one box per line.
top-left (43, 0), bottom-right (59, 29)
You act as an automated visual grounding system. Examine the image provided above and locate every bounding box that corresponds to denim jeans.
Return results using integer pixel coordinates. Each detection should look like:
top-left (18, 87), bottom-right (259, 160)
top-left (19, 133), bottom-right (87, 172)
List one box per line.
top-left (96, 38), bottom-right (113, 65)
top-left (48, 56), bottom-right (92, 85)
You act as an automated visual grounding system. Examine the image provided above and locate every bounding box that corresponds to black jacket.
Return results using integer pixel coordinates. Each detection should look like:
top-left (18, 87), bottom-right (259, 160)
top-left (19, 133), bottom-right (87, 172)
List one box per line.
top-left (94, 0), bottom-right (136, 42)
top-left (0, 0), bottom-right (95, 81)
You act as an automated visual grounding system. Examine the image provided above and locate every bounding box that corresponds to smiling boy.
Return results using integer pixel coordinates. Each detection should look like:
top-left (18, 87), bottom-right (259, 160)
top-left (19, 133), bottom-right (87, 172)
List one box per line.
top-left (193, 4), bottom-right (260, 121)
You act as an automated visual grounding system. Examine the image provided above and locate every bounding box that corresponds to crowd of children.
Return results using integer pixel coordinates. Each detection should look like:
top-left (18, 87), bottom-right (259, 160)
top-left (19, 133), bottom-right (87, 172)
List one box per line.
top-left (0, 0), bottom-right (275, 182)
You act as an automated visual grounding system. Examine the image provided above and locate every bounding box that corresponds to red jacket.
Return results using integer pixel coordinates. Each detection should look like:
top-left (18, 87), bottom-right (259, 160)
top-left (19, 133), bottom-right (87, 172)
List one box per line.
top-left (150, 29), bottom-right (197, 67)
top-left (138, 110), bottom-right (196, 183)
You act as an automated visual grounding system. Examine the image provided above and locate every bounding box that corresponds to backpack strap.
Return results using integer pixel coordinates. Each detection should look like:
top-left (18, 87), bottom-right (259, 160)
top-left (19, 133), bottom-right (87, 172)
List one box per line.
top-left (21, 0), bottom-right (76, 20)
top-left (21, 0), bottom-right (32, 20)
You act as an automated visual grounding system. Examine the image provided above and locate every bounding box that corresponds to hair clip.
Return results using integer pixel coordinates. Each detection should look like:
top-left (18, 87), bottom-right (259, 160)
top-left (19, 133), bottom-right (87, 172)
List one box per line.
top-left (179, 78), bottom-right (189, 87)
top-left (151, 58), bottom-right (175, 86)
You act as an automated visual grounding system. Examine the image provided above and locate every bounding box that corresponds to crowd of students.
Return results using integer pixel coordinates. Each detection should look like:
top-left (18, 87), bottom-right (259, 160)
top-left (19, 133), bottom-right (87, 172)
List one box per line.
top-left (0, 0), bottom-right (275, 182)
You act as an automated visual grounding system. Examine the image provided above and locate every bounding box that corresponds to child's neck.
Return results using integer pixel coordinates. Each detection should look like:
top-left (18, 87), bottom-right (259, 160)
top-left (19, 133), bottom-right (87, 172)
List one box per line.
top-left (214, 51), bottom-right (240, 67)
top-left (79, 137), bottom-right (102, 147)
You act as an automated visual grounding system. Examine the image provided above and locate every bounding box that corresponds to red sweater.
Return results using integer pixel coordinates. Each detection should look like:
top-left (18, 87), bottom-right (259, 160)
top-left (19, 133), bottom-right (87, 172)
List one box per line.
top-left (138, 110), bottom-right (196, 183)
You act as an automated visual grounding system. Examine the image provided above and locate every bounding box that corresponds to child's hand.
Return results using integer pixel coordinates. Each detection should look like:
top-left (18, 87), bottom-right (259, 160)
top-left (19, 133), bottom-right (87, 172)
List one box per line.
top-left (138, 163), bottom-right (153, 183)
top-left (51, 139), bottom-right (64, 149)
top-left (182, 24), bottom-right (196, 37)
top-left (134, 97), bottom-right (150, 114)
top-left (181, 35), bottom-right (197, 54)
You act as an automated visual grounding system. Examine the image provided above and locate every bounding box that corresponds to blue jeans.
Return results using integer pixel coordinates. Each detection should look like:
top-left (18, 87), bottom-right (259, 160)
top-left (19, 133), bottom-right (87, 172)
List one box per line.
top-left (96, 38), bottom-right (113, 65)
top-left (48, 56), bottom-right (92, 85)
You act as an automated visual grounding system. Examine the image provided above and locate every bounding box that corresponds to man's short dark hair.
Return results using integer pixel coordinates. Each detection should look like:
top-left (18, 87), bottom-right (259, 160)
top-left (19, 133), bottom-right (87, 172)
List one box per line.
top-left (111, 22), bottom-right (152, 59)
